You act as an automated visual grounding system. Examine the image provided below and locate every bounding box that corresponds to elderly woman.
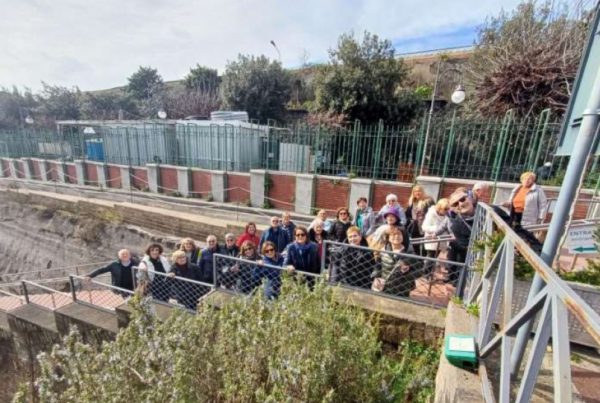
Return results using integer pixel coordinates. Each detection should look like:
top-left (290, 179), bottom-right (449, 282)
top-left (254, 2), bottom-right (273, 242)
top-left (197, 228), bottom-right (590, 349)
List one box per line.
top-left (309, 209), bottom-right (333, 233)
top-left (376, 193), bottom-right (407, 226)
top-left (328, 207), bottom-right (353, 243)
top-left (372, 226), bottom-right (420, 298)
top-left (170, 250), bottom-right (206, 311)
top-left (503, 171), bottom-right (548, 227)
top-left (308, 219), bottom-right (328, 258)
top-left (179, 238), bottom-right (201, 265)
top-left (236, 222), bottom-right (260, 248)
top-left (218, 233), bottom-right (240, 289)
top-left (284, 225), bottom-right (320, 288)
top-left (138, 243), bottom-right (172, 301)
top-left (336, 226), bottom-right (376, 289)
top-left (236, 240), bottom-right (260, 294)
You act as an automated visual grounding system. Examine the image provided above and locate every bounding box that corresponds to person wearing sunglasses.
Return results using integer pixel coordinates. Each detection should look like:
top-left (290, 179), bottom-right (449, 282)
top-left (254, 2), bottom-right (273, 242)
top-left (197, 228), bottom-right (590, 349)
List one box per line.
top-left (253, 241), bottom-right (283, 299)
top-left (283, 226), bottom-right (320, 289)
top-left (236, 240), bottom-right (260, 294)
top-left (432, 190), bottom-right (476, 286)
top-left (258, 216), bottom-right (291, 253)
top-left (328, 207), bottom-right (353, 243)
top-left (217, 233), bottom-right (240, 289)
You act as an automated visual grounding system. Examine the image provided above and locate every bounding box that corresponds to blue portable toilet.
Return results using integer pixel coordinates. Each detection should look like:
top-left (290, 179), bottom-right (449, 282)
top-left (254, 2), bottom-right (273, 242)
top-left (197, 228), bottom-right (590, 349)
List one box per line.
top-left (85, 139), bottom-right (105, 161)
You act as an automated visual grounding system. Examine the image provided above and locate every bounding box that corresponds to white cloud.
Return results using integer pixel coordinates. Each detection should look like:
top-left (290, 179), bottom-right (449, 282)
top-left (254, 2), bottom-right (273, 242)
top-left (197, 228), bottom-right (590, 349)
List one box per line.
top-left (0, 0), bottom-right (523, 91)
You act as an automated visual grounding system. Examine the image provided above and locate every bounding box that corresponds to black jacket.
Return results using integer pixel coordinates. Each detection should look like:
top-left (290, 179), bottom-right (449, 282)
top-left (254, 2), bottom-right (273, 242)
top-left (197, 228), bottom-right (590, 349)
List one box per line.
top-left (328, 220), bottom-right (352, 243)
top-left (88, 259), bottom-right (139, 291)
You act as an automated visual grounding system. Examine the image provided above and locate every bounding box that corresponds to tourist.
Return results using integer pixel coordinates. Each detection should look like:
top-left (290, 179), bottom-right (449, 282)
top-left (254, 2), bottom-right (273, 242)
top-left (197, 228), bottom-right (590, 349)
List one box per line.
top-left (422, 198), bottom-right (451, 260)
top-left (86, 249), bottom-right (138, 292)
top-left (179, 238), bottom-right (201, 265)
top-left (281, 211), bottom-right (296, 243)
top-left (137, 243), bottom-right (171, 301)
top-left (328, 207), bottom-right (353, 243)
top-left (470, 182), bottom-right (490, 206)
top-left (199, 235), bottom-right (220, 284)
top-left (405, 185), bottom-right (435, 256)
top-left (218, 233), bottom-right (240, 288)
top-left (170, 250), bottom-right (206, 310)
top-left (372, 226), bottom-right (420, 298)
top-left (236, 222), bottom-right (260, 248)
top-left (353, 197), bottom-right (375, 237)
top-left (308, 219), bottom-right (328, 258)
top-left (284, 226), bottom-right (320, 288)
top-left (376, 193), bottom-right (407, 226)
top-left (369, 205), bottom-right (411, 252)
top-left (502, 171), bottom-right (548, 227)
top-left (259, 216), bottom-right (290, 253)
top-left (336, 226), bottom-right (375, 289)
top-left (236, 240), bottom-right (260, 294)
top-left (255, 241), bottom-right (283, 299)
top-left (309, 209), bottom-right (333, 233)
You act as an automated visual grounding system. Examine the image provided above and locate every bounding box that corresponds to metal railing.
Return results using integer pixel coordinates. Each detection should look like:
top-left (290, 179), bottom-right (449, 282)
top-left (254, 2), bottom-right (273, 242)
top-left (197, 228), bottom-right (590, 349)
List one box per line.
top-left (463, 203), bottom-right (600, 402)
top-left (21, 280), bottom-right (72, 311)
top-left (69, 275), bottom-right (133, 312)
top-left (212, 253), bottom-right (322, 299)
top-left (133, 267), bottom-right (214, 312)
top-left (3, 109), bottom-right (597, 185)
top-left (0, 288), bottom-right (25, 312)
top-left (0, 260), bottom-right (115, 284)
top-left (323, 240), bottom-right (464, 307)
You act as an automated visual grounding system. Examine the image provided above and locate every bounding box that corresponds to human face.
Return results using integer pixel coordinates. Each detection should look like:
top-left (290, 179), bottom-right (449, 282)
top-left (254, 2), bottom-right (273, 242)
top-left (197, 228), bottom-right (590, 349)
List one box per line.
top-left (118, 250), bottom-right (130, 262)
top-left (282, 214), bottom-right (291, 225)
top-left (318, 210), bottom-right (327, 220)
top-left (183, 241), bottom-right (194, 252)
top-left (386, 198), bottom-right (397, 207)
top-left (295, 231), bottom-right (307, 244)
top-left (358, 200), bottom-right (367, 209)
top-left (437, 205), bottom-right (450, 215)
top-left (347, 231), bottom-right (361, 246)
top-left (385, 214), bottom-right (398, 225)
top-left (338, 210), bottom-right (349, 221)
top-left (247, 225), bottom-right (256, 235)
top-left (522, 174), bottom-right (535, 188)
top-left (315, 223), bottom-right (323, 234)
top-left (149, 247), bottom-right (161, 259)
top-left (451, 193), bottom-right (474, 215)
top-left (388, 231), bottom-right (403, 245)
top-left (263, 246), bottom-right (275, 256)
top-left (243, 246), bottom-right (255, 256)
top-left (270, 217), bottom-right (280, 228)
top-left (225, 237), bottom-right (235, 246)
top-left (207, 238), bottom-right (217, 249)
top-left (413, 189), bottom-right (423, 200)
top-left (176, 256), bottom-right (187, 266)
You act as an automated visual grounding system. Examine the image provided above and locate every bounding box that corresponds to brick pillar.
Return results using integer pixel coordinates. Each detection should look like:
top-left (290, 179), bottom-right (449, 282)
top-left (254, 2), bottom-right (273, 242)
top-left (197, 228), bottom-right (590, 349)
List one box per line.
top-left (21, 158), bottom-right (33, 179)
top-left (146, 164), bottom-right (159, 193)
top-left (348, 178), bottom-right (373, 213)
top-left (93, 162), bottom-right (108, 188)
top-left (250, 169), bottom-right (266, 207)
top-left (295, 174), bottom-right (316, 214)
top-left (74, 160), bottom-right (86, 185)
top-left (120, 166), bottom-right (132, 190)
top-left (176, 166), bottom-right (190, 197)
top-left (32, 158), bottom-right (49, 181)
top-left (211, 171), bottom-right (226, 202)
top-left (7, 158), bottom-right (18, 178)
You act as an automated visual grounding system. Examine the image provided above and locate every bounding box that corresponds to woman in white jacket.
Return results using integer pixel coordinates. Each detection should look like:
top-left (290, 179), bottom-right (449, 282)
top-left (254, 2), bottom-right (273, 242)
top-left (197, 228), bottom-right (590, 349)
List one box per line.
top-left (503, 171), bottom-right (548, 227)
top-left (138, 243), bottom-right (172, 302)
top-left (422, 198), bottom-right (451, 259)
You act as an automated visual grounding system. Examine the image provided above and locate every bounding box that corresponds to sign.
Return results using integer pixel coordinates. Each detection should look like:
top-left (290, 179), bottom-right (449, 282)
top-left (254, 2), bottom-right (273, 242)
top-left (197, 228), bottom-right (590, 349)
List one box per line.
top-left (444, 334), bottom-right (478, 370)
top-left (556, 4), bottom-right (600, 156)
top-left (566, 224), bottom-right (599, 254)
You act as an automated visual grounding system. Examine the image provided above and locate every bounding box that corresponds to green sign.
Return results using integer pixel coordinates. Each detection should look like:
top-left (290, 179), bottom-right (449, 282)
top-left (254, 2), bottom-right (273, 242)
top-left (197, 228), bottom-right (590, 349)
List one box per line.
top-left (444, 334), bottom-right (478, 370)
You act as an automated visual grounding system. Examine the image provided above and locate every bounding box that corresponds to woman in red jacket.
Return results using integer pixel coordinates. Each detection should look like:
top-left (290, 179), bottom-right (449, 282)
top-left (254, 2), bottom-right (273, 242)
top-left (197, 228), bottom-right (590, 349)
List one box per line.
top-left (236, 222), bottom-right (260, 248)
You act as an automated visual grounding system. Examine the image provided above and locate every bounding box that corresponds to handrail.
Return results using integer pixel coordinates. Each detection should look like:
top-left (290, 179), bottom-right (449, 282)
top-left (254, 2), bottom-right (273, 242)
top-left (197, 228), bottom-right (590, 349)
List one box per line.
top-left (464, 202), bottom-right (600, 402)
top-left (69, 275), bottom-right (133, 312)
top-left (0, 260), bottom-right (114, 279)
top-left (21, 280), bottom-right (72, 311)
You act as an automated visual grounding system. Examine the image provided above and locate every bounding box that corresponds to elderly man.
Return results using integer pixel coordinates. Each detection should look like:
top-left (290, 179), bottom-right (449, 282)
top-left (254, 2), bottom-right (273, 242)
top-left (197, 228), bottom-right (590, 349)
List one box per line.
top-left (471, 182), bottom-right (490, 206)
top-left (259, 216), bottom-right (290, 253)
top-left (87, 249), bottom-right (139, 291)
top-left (199, 235), bottom-right (221, 284)
top-left (435, 190), bottom-right (476, 286)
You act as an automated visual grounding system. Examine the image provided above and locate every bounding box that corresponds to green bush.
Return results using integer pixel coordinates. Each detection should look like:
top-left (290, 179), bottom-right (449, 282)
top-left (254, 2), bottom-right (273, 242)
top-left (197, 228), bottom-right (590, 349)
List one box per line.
top-left (17, 279), bottom-right (440, 402)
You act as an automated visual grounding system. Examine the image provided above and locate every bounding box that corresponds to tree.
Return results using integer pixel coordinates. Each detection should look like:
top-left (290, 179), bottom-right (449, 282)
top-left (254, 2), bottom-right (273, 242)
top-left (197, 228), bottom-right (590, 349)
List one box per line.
top-left (80, 91), bottom-right (138, 120)
top-left (465, 1), bottom-right (590, 117)
top-left (220, 55), bottom-right (292, 122)
top-left (184, 65), bottom-right (220, 93)
top-left (163, 88), bottom-right (220, 119)
top-left (314, 31), bottom-right (420, 125)
top-left (126, 66), bottom-right (164, 101)
top-left (36, 82), bottom-right (82, 125)
top-left (0, 87), bottom-right (38, 129)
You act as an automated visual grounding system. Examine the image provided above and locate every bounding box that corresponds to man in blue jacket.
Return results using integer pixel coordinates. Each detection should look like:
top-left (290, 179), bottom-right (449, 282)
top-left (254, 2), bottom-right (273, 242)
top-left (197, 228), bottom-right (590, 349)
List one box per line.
top-left (259, 216), bottom-right (290, 253)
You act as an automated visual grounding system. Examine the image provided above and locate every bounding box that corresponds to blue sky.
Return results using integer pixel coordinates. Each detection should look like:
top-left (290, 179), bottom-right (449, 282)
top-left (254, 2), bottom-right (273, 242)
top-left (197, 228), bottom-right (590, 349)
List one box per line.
top-left (0, 0), bottom-right (525, 92)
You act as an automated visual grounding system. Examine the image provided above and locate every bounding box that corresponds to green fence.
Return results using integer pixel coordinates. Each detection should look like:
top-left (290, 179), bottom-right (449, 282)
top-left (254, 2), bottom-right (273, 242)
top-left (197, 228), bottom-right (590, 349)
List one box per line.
top-left (0, 110), bottom-right (597, 187)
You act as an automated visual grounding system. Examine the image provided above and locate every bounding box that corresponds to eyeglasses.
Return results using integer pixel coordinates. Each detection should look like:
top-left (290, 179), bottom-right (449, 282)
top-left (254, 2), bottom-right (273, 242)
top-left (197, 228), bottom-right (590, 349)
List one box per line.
top-left (339, 212), bottom-right (348, 216)
top-left (295, 233), bottom-right (306, 237)
top-left (451, 196), bottom-right (468, 208)
top-left (264, 248), bottom-right (275, 253)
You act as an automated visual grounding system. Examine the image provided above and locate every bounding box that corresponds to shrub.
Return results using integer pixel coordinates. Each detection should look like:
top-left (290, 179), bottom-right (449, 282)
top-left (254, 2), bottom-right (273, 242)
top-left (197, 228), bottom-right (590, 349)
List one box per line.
top-left (19, 279), bottom-right (439, 402)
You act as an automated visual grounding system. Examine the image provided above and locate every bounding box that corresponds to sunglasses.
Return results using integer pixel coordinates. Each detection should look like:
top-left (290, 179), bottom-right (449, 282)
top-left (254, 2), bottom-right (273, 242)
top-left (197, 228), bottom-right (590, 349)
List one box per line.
top-left (264, 248), bottom-right (275, 253)
top-left (451, 196), bottom-right (468, 208)
top-left (295, 233), bottom-right (307, 237)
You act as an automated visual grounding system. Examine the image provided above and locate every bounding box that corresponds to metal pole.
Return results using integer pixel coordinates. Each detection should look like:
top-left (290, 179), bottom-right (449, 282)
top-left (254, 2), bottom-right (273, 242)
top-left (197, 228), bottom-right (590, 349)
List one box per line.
top-left (420, 58), bottom-right (442, 176)
top-left (441, 108), bottom-right (458, 179)
top-left (510, 66), bottom-right (600, 375)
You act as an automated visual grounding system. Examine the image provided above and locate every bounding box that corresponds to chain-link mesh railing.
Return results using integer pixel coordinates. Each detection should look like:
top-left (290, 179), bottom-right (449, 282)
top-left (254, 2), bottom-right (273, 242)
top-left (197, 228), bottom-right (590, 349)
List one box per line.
top-left (133, 267), bottom-right (213, 312)
top-left (0, 260), bottom-right (115, 285)
top-left (323, 240), bottom-right (465, 307)
top-left (0, 287), bottom-right (24, 312)
top-left (69, 275), bottom-right (133, 312)
top-left (213, 254), bottom-right (322, 299)
top-left (21, 280), bottom-right (72, 311)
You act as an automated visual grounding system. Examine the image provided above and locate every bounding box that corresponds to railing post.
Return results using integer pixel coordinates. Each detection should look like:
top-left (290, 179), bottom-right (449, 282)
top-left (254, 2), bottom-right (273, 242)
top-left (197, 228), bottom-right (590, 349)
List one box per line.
top-left (213, 254), bottom-right (218, 288)
top-left (21, 281), bottom-right (29, 304)
top-left (69, 276), bottom-right (77, 302)
top-left (321, 241), bottom-right (328, 275)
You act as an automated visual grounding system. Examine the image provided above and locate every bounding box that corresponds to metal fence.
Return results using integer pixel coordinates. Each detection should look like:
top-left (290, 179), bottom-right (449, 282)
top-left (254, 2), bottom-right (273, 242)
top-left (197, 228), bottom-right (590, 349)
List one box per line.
top-left (69, 275), bottom-right (133, 312)
top-left (133, 267), bottom-right (214, 312)
top-left (323, 240), bottom-right (464, 307)
top-left (2, 109), bottom-right (596, 185)
top-left (21, 280), bottom-right (72, 311)
top-left (0, 260), bottom-right (115, 284)
top-left (462, 203), bottom-right (600, 402)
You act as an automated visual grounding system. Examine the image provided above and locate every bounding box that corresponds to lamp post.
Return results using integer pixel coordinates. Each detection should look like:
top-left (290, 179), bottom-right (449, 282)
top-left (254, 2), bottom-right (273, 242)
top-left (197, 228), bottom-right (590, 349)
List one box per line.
top-left (419, 60), bottom-right (466, 176)
top-left (157, 109), bottom-right (167, 120)
top-left (270, 40), bottom-right (282, 63)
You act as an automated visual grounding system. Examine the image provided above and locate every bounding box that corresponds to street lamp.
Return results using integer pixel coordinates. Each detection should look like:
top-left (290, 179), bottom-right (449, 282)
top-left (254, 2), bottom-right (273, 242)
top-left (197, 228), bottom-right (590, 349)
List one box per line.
top-left (419, 60), bottom-right (466, 176)
top-left (270, 40), bottom-right (282, 63)
top-left (24, 115), bottom-right (34, 125)
top-left (157, 109), bottom-right (167, 119)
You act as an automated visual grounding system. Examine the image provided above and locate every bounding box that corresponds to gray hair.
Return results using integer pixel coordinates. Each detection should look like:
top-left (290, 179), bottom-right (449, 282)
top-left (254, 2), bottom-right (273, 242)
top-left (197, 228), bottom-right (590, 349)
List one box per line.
top-left (385, 193), bottom-right (398, 202)
top-left (473, 182), bottom-right (490, 191)
top-left (225, 233), bottom-right (235, 240)
top-left (206, 235), bottom-right (217, 243)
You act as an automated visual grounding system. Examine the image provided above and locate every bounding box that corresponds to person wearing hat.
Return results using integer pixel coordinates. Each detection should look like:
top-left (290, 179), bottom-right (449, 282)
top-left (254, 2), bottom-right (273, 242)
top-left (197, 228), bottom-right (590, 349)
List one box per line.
top-left (369, 205), bottom-right (411, 252)
top-left (375, 193), bottom-right (407, 226)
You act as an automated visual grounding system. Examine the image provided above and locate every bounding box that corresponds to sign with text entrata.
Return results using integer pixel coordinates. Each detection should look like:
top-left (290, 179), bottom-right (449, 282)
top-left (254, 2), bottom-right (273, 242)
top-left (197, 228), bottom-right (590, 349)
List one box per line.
top-left (566, 224), bottom-right (599, 254)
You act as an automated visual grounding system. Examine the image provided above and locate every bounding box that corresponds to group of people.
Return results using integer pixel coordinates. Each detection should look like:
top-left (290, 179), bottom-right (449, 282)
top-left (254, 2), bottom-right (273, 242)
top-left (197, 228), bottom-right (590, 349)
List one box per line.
top-left (86, 171), bottom-right (548, 307)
